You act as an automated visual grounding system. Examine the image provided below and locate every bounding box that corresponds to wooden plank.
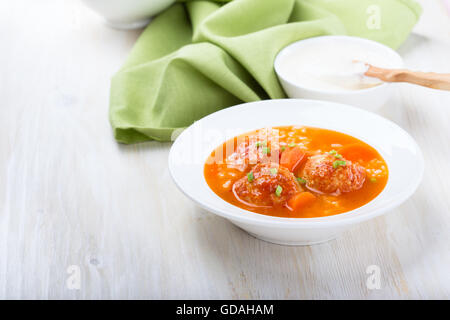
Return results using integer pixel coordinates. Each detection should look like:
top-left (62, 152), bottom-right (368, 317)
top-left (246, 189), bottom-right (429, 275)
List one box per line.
top-left (0, 0), bottom-right (448, 299)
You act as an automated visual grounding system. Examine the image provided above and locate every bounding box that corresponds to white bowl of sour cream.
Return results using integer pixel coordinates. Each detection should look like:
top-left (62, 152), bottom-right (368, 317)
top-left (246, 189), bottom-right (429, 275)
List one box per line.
top-left (274, 36), bottom-right (404, 112)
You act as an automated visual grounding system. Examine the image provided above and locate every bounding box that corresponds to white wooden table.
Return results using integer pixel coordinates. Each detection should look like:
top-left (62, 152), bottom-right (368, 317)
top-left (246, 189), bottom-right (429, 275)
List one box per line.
top-left (1, 0), bottom-right (449, 299)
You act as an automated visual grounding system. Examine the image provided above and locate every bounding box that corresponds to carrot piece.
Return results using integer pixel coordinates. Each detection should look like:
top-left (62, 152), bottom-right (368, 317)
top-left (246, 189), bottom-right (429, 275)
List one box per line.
top-left (288, 192), bottom-right (316, 211)
top-left (280, 146), bottom-right (305, 172)
top-left (338, 143), bottom-right (378, 162)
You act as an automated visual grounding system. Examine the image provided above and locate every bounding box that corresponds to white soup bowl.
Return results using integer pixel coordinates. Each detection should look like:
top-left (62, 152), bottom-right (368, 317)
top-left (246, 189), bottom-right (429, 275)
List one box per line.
top-left (274, 36), bottom-right (404, 113)
top-left (169, 99), bottom-right (423, 245)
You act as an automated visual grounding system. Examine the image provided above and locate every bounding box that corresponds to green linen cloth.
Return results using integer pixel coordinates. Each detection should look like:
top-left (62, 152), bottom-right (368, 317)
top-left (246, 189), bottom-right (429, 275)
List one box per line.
top-left (110, 0), bottom-right (421, 143)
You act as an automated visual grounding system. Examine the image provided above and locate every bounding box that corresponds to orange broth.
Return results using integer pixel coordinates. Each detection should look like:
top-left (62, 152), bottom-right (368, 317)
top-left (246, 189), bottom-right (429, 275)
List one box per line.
top-left (204, 126), bottom-right (388, 218)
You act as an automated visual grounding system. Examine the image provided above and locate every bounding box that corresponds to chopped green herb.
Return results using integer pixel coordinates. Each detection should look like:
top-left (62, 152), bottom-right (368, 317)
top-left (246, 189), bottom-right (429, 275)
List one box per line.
top-left (247, 172), bottom-right (254, 182)
top-left (270, 168), bottom-right (278, 175)
top-left (281, 146), bottom-right (286, 152)
top-left (275, 185), bottom-right (283, 197)
top-left (262, 147), bottom-right (270, 154)
top-left (333, 160), bottom-right (346, 169)
top-left (297, 177), bottom-right (307, 184)
top-left (288, 143), bottom-right (296, 147)
top-left (329, 150), bottom-right (343, 158)
top-left (255, 141), bottom-right (266, 147)
top-left (370, 177), bottom-right (377, 183)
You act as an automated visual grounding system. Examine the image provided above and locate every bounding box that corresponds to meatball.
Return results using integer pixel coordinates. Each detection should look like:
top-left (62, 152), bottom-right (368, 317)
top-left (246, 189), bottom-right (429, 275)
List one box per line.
top-left (226, 135), bottom-right (281, 171)
top-left (233, 163), bottom-right (301, 207)
top-left (302, 153), bottom-right (366, 195)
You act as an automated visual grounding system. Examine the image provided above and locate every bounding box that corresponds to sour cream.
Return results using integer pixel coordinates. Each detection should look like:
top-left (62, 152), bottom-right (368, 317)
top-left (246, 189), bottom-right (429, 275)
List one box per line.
top-left (276, 38), bottom-right (400, 92)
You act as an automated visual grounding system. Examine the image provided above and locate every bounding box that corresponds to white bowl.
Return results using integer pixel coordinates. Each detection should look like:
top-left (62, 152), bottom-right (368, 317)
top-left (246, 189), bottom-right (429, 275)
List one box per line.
top-left (169, 99), bottom-right (423, 246)
top-left (81, 0), bottom-right (175, 29)
top-left (274, 36), bottom-right (404, 112)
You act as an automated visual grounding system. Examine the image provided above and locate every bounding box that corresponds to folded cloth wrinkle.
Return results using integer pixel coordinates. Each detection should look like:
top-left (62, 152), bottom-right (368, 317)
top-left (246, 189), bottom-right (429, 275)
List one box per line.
top-left (110, 0), bottom-right (421, 143)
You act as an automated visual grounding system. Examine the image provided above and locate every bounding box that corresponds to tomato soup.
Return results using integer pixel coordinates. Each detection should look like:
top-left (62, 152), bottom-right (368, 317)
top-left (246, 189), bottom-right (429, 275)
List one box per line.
top-left (204, 126), bottom-right (388, 218)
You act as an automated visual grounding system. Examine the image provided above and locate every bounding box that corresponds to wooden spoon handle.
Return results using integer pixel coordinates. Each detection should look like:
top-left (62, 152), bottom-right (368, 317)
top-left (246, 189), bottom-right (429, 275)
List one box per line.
top-left (365, 65), bottom-right (450, 91)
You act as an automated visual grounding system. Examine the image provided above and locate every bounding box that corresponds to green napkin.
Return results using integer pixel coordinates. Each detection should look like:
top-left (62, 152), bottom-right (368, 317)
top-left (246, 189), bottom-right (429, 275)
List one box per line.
top-left (110, 0), bottom-right (421, 143)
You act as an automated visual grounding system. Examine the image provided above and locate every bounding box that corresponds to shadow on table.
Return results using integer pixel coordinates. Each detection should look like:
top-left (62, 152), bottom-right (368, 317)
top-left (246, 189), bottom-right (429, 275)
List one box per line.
top-left (116, 140), bottom-right (173, 153)
top-left (398, 32), bottom-right (432, 58)
top-left (191, 200), bottom-right (439, 299)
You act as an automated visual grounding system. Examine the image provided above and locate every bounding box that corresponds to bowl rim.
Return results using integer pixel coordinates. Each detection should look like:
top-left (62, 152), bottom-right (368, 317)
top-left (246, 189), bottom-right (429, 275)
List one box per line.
top-left (169, 99), bottom-right (424, 229)
top-left (273, 35), bottom-right (404, 95)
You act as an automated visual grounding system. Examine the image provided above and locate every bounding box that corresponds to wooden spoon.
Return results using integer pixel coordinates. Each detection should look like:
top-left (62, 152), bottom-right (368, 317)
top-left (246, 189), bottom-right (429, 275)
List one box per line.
top-left (364, 64), bottom-right (450, 91)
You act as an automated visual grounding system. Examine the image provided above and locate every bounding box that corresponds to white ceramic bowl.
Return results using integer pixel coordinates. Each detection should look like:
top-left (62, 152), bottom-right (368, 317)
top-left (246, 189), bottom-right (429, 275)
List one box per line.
top-left (274, 36), bottom-right (404, 112)
top-left (81, 0), bottom-right (175, 29)
top-left (169, 99), bottom-right (423, 245)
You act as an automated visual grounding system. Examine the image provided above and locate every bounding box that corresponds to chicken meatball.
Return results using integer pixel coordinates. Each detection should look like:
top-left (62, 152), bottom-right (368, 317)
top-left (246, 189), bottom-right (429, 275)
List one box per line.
top-left (226, 134), bottom-right (280, 171)
top-left (302, 153), bottom-right (366, 195)
top-left (233, 163), bottom-right (301, 207)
